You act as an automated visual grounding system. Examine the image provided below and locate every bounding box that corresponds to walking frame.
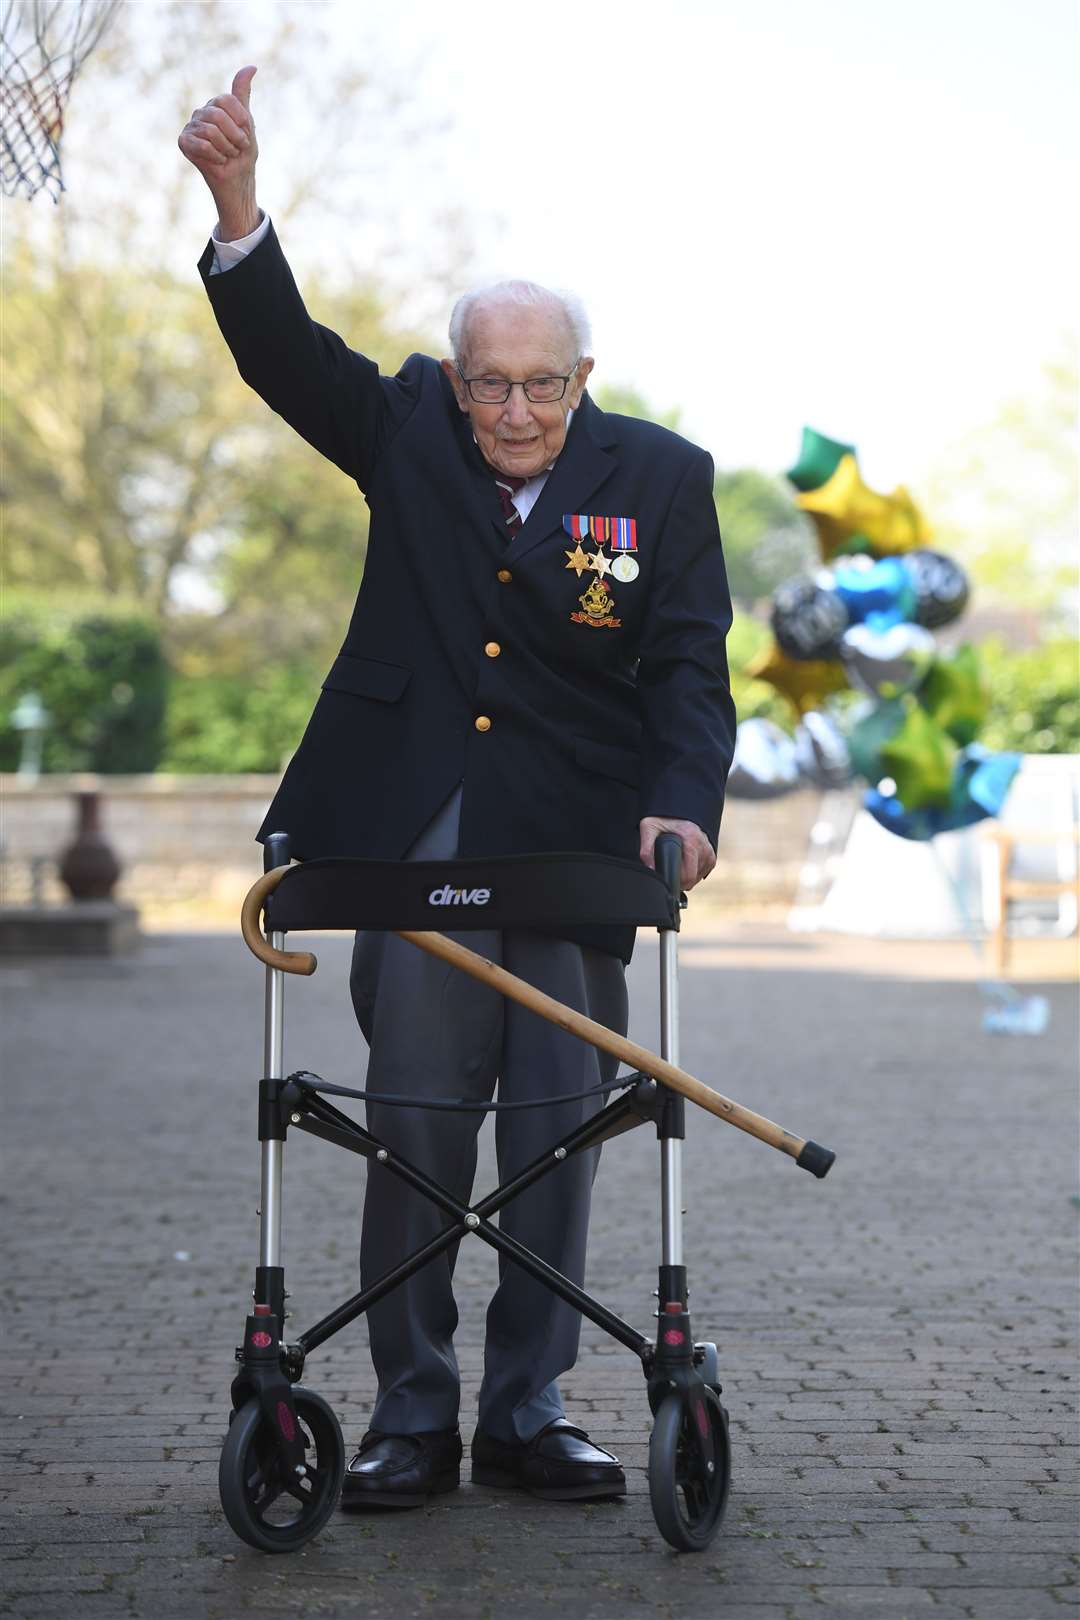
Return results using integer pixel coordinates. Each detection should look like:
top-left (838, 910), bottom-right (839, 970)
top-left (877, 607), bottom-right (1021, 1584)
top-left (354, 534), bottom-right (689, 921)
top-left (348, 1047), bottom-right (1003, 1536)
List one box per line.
top-left (220, 831), bottom-right (835, 1555)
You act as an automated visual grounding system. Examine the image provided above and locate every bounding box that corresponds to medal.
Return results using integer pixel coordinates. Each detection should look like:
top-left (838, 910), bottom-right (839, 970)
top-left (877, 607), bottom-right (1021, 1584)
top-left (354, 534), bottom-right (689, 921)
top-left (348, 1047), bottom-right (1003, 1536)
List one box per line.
top-left (611, 554), bottom-right (639, 582)
top-left (588, 550), bottom-right (613, 578)
top-left (564, 542), bottom-right (591, 577)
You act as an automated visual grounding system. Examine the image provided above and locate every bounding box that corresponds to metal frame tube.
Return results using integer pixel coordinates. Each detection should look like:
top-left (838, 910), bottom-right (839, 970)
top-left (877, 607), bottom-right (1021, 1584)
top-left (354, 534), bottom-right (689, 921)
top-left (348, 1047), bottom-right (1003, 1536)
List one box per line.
top-left (259, 933), bottom-right (286, 1269)
top-left (659, 928), bottom-right (684, 1267)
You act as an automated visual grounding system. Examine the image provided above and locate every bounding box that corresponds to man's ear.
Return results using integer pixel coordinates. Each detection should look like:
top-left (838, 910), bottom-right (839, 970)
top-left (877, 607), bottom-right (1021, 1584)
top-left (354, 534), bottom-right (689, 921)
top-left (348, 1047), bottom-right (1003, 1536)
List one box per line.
top-left (569, 355), bottom-right (595, 408)
top-left (441, 357), bottom-right (470, 414)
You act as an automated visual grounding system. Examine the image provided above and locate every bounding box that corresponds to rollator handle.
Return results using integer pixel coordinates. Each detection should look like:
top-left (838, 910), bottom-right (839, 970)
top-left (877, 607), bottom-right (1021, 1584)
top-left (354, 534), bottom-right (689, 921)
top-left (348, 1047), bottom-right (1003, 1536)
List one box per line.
top-left (654, 832), bottom-right (684, 915)
top-left (264, 832), bottom-right (291, 874)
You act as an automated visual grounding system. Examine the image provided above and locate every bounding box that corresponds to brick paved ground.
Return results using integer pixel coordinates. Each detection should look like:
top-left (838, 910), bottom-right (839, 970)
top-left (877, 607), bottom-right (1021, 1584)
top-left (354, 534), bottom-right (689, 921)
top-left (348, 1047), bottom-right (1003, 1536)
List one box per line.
top-left (2, 922), bottom-right (1077, 1619)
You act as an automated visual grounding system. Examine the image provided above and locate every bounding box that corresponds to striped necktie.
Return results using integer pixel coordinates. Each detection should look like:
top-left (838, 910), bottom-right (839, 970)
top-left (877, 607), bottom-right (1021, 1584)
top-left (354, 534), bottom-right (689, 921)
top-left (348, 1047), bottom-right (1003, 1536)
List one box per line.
top-left (493, 472), bottom-right (528, 538)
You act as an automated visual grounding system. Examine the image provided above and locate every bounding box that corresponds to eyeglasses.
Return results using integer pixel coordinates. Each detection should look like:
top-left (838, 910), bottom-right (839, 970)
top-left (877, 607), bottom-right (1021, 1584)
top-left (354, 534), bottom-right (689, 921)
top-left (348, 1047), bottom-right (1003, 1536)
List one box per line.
top-left (457, 365), bottom-right (579, 404)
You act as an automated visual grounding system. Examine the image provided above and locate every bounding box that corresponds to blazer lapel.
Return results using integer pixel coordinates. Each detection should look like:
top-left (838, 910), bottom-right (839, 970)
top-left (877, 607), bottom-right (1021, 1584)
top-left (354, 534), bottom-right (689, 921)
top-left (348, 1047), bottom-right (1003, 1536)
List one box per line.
top-left (506, 395), bottom-right (618, 565)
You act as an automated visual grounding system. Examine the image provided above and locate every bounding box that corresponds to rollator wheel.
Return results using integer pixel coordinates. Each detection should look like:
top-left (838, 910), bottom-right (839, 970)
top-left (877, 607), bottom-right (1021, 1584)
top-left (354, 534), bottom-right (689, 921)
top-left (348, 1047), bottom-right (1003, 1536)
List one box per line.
top-left (648, 1387), bottom-right (731, 1552)
top-left (219, 1386), bottom-right (344, 1553)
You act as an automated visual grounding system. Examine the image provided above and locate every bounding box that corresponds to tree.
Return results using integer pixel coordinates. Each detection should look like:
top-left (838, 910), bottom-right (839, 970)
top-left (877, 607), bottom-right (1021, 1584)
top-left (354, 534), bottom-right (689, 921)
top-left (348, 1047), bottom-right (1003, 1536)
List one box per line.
top-left (919, 343), bottom-right (1078, 622)
top-left (2, 249), bottom-right (423, 674)
top-left (592, 383), bottom-right (682, 432)
top-left (712, 468), bottom-right (815, 608)
top-left (1, 0), bottom-right (476, 665)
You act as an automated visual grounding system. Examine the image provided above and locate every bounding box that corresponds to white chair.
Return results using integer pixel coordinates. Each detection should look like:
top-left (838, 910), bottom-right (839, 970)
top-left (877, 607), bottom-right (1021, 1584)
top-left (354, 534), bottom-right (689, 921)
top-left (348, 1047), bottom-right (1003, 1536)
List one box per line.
top-left (980, 755), bottom-right (1080, 976)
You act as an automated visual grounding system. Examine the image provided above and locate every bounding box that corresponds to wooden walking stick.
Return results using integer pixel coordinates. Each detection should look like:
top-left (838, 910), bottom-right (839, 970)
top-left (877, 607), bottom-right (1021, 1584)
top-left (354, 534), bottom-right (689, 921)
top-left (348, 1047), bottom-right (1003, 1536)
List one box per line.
top-left (241, 868), bottom-right (835, 1178)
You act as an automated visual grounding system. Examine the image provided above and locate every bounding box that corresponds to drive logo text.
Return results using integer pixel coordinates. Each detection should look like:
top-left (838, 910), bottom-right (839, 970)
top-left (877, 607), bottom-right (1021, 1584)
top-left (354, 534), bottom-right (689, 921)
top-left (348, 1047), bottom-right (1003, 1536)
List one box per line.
top-left (427, 885), bottom-right (492, 907)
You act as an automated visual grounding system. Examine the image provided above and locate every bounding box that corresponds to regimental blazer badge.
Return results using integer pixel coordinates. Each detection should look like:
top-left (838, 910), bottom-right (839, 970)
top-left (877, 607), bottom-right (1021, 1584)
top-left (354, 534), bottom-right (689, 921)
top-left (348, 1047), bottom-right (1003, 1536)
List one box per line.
top-left (571, 575), bottom-right (622, 629)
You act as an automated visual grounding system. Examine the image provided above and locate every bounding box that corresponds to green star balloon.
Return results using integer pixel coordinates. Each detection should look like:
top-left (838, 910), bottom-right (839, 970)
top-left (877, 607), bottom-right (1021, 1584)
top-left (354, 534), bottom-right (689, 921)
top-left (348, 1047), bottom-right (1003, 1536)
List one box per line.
top-left (879, 703), bottom-right (957, 810)
top-left (786, 427), bottom-right (857, 493)
top-left (849, 698), bottom-right (907, 784)
top-left (830, 531), bottom-right (875, 558)
top-left (917, 645), bottom-right (987, 746)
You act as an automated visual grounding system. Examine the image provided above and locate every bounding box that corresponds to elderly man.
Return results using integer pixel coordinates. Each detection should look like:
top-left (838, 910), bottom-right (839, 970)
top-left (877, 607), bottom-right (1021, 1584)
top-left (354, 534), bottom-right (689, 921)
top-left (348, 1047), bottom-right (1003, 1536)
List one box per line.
top-left (181, 67), bottom-right (736, 1511)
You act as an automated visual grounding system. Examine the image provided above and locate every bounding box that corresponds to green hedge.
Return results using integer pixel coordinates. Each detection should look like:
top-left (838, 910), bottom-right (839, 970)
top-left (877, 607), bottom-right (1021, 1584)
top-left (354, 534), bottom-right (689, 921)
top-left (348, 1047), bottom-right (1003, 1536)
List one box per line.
top-left (0, 596), bottom-right (168, 773)
top-left (160, 667), bottom-right (316, 774)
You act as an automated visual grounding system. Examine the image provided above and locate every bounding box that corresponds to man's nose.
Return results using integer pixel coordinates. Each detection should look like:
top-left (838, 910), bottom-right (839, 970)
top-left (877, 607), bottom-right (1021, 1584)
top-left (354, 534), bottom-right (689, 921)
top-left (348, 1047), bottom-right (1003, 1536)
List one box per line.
top-left (503, 384), bottom-right (533, 425)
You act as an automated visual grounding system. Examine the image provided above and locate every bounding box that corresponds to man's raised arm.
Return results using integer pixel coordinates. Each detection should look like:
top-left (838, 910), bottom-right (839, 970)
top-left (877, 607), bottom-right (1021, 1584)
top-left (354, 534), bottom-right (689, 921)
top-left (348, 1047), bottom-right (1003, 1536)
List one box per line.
top-left (177, 66), bottom-right (422, 489)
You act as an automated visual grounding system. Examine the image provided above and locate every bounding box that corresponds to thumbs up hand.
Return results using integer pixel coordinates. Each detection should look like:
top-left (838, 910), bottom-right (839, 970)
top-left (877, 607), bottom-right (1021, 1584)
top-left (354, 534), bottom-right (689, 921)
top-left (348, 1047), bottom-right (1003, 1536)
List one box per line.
top-left (178, 66), bottom-right (261, 239)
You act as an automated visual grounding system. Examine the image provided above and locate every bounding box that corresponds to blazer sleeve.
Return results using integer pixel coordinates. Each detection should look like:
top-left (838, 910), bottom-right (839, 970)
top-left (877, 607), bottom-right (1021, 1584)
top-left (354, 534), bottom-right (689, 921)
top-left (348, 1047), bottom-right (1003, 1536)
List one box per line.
top-left (197, 221), bottom-right (419, 491)
top-left (636, 449), bottom-right (737, 849)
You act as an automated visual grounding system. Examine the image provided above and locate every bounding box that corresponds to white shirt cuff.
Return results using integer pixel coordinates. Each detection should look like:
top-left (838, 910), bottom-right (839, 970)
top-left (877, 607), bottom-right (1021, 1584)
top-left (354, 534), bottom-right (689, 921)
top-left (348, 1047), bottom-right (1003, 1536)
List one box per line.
top-left (210, 211), bottom-right (270, 274)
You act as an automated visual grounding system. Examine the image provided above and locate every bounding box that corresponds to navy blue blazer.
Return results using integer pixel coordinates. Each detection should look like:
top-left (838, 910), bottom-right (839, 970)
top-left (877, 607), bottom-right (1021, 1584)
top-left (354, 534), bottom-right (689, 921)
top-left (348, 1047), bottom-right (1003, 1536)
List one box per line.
top-left (199, 225), bottom-right (736, 957)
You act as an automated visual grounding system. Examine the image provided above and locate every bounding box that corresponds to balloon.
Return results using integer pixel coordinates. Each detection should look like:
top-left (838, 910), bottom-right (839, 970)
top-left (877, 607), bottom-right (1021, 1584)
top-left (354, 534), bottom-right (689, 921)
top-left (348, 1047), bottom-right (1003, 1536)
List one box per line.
top-left (839, 622), bottom-right (936, 698)
top-left (963, 744), bottom-right (1022, 819)
top-left (727, 718), bottom-right (801, 799)
top-left (903, 549), bottom-right (970, 629)
top-left (832, 556), bottom-right (917, 631)
top-left (848, 697), bottom-right (907, 785)
top-left (917, 645), bottom-right (987, 746)
top-left (829, 531), bottom-right (875, 558)
top-left (802, 510), bottom-right (856, 563)
top-left (864, 746), bottom-right (1021, 841)
top-left (786, 427), bottom-right (857, 493)
top-left (770, 576), bottom-right (849, 661)
top-left (744, 639), bottom-right (850, 717)
top-left (797, 454), bottom-right (932, 557)
top-left (878, 704), bottom-right (957, 810)
top-left (793, 710), bottom-right (853, 788)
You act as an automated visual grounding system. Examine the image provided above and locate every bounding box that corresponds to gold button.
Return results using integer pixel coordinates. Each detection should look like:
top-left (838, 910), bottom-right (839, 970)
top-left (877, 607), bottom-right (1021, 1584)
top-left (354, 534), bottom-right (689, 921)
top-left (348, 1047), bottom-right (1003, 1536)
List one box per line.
top-left (497, 568), bottom-right (513, 583)
top-left (484, 642), bottom-right (501, 658)
top-left (474, 715), bottom-right (492, 732)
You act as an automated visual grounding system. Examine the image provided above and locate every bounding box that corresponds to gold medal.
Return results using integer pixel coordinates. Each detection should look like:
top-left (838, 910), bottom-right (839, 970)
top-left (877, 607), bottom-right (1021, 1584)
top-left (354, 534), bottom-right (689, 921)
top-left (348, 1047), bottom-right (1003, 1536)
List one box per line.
top-left (564, 542), bottom-right (591, 577)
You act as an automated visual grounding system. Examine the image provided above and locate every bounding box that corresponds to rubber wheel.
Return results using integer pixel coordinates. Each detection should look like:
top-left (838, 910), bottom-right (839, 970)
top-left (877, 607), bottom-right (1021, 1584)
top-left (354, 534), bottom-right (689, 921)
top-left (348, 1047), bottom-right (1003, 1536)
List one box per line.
top-left (648, 1387), bottom-right (731, 1552)
top-left (219, 1386), bottom-right (344, 1553)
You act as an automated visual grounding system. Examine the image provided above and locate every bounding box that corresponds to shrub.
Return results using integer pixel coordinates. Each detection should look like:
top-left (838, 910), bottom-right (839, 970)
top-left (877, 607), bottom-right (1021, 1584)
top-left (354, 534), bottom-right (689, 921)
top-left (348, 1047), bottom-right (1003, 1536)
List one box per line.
top-left (979, 638), bottom-right (1080, 756)
top-left (160, 666), bottom-right (317, 774)
top-left (0, 595), bottom-right (168, 773)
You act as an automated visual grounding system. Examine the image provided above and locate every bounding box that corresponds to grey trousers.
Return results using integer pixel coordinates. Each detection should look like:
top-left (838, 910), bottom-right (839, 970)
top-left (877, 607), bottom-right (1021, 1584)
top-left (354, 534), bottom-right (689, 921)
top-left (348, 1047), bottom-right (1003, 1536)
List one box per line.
top-left (349, 787), bottom-right (628, 1442)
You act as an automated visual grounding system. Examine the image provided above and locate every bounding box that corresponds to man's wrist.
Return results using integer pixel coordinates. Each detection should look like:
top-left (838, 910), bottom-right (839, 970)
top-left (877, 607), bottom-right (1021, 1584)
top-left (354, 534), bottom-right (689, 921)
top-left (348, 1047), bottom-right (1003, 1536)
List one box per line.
top-left (214, 188), bottom-right (261, 242)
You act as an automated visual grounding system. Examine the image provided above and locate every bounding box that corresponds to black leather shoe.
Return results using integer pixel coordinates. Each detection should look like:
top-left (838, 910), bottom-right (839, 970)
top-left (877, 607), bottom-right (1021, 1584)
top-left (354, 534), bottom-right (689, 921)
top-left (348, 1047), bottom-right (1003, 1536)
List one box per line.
top-left (471, 1420), bottom-right (625, 1501)
top-left (340, 1428), bottom-right (462, 1509)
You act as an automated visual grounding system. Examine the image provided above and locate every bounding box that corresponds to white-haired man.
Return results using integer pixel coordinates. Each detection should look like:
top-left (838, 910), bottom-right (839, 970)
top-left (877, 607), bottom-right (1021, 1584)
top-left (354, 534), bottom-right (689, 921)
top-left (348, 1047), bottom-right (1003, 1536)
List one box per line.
top-left (181, 67), bottom-right (736, 1510)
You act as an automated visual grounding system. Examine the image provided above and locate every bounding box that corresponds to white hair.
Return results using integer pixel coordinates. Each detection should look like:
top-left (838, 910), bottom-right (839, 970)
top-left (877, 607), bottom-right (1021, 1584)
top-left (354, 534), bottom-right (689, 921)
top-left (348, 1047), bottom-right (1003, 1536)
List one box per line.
top-left (448, 279), bottom-right (592, 369)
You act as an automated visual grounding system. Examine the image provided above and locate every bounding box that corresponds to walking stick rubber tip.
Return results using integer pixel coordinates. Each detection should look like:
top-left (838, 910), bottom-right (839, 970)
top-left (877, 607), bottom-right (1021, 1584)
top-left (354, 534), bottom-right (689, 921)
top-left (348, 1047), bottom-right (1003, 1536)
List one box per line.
top-left (796, 1140), bottom-right (836, 1179)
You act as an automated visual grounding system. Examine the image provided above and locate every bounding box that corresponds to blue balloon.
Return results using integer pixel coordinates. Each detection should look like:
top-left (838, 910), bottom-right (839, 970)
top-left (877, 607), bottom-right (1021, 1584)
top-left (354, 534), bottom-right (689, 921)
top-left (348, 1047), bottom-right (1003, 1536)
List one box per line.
top-left (832, 556), bottom-right (917, 632)
top-left (864, 746), bottom-right (1022, 841)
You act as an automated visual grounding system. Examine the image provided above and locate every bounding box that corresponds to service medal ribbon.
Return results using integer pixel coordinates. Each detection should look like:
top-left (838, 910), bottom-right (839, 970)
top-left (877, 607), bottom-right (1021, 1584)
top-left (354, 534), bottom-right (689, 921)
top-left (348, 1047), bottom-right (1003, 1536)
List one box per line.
top-left (562, 515), bottom-right (638, 548)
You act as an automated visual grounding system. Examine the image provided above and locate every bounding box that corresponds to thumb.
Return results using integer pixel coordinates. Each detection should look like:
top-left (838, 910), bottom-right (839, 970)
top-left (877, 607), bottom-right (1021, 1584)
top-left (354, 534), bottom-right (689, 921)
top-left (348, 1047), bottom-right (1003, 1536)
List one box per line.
top-left (231, 64), bottom-right (257, 108)
top-left (639, 820), bottom-right (658, 869)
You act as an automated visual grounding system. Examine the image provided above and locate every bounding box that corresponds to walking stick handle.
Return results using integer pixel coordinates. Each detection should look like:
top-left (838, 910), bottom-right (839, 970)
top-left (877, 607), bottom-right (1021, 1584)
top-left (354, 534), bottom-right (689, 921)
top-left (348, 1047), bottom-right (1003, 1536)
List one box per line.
top-left (240, 867), bottom-right (317, 975)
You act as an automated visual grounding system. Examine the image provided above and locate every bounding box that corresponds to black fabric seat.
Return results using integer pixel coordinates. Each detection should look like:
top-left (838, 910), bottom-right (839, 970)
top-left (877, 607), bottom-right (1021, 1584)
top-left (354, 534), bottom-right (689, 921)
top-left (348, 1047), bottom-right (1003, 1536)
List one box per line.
top-left (264, 852), bottom-right (678, 935)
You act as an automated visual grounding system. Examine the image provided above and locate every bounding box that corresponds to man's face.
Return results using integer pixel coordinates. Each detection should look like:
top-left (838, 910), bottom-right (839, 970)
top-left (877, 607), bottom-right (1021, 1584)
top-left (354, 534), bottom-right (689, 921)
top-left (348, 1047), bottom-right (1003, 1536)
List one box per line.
top-left (441, 301), bottom-right (594, 480)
